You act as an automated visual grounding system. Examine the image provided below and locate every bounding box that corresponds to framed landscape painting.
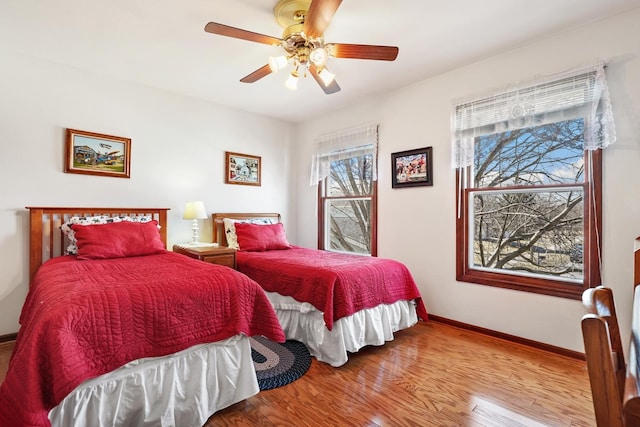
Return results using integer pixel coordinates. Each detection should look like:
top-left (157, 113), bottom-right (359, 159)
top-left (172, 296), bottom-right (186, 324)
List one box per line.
top-left (391, 147), bottom-right (433, 188)
top-left (65, 128), bottom-right (131, 178)
top-left (225, 151), bottom-right (261, 186)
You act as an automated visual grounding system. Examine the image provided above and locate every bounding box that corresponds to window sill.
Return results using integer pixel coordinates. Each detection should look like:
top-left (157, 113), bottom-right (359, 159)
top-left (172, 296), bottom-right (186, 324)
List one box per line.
top-left (456, 270), bottom-right (586, 300)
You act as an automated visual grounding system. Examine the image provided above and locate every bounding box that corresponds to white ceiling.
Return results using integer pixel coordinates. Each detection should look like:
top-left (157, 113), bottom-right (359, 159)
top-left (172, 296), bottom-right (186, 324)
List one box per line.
top-left (1, 0), bottom-right (639, 123)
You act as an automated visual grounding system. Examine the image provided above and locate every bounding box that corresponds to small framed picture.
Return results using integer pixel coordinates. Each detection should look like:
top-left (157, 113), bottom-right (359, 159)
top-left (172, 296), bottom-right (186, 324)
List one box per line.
top-left (391, 147), bottom-right (433, 188)
top-left (225, 151), bottom-right (261, 186)
top-left (65, 128), bottom-right (131, 178)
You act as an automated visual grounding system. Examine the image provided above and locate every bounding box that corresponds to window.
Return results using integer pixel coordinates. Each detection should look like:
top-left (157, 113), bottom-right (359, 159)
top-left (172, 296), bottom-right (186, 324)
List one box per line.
top-left (452, 63), bottom-right (615, 299)
top-left (319, 153), bottom-right (377, 255)
top-left (311, 125), bottom-right (378, 256)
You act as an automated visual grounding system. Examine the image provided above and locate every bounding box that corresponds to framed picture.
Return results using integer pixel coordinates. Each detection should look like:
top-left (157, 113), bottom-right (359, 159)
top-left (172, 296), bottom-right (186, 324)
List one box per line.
top-left (65, 128), bottom-right (131, 178)
top-left (391, 147), bottom-right (433, 188)
top-left (225, 151), bottom-right (261, 186)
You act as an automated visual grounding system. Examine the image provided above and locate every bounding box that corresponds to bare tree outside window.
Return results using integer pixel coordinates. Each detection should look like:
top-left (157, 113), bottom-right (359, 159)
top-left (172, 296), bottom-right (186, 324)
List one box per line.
top-left (471, 119), bottom-right (585, 280)
top-left (456, 114), bottom-right (602, 299)
top-left (320, 154), bottom-right (376, 255)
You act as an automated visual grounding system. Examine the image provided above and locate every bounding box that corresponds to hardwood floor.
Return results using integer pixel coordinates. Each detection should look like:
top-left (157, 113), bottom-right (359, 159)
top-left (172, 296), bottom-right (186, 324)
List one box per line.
top-left (205, 322), bottom-right (595, 427)
top-left (0, 322), bottom-right (595, 426)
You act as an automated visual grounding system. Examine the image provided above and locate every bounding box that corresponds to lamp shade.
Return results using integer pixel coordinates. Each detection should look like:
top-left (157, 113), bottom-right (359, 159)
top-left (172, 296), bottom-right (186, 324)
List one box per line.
top-left (285, 72), bottom-right (299, 91)
top-left (318, 67), bottom-right (335, 86)
top-left (183, 201), bottom-right (207, 220)
top-left (268, 55), bottom-right (288, 73)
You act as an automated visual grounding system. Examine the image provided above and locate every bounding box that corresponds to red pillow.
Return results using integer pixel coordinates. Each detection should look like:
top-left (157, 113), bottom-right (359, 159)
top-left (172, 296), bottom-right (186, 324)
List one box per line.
top-left (234, 222), bottom-right (291, 252)
top-left (72, 220), bottom-right (166, 260)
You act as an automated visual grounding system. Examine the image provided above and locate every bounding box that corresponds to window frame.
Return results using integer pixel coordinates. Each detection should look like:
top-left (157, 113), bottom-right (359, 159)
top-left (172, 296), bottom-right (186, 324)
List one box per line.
top-left (455, 148), bottom-right (602, 300)
top-left (317, 172), bottom-right (378, 257)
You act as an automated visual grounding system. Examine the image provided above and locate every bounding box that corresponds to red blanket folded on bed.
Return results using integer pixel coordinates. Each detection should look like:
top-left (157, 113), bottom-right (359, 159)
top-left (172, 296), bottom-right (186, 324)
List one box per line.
top-left (236, 247), bottom-right (428, 330)
top-left (0, 252), bottom-right (285, 427)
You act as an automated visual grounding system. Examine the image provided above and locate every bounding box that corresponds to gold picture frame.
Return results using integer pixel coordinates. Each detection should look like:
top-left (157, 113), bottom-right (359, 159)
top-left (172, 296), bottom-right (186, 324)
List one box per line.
top-left (225, 151), bottom-right (261, 186)
top-left (65, 128), bottom-right (131, 178)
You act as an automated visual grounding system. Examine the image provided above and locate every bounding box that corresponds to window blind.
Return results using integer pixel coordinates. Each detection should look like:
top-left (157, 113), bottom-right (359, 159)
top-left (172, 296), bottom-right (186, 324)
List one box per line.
top-left (310, 123), bottom-right (379, 185)
top-left (452, 61), bottom-right (615, 169)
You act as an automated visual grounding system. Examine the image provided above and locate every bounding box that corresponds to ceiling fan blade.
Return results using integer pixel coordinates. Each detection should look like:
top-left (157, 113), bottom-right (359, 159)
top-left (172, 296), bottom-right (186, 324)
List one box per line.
top-left (309, 64), bottom-right (341, 94)
top-left (204, 22), bottom-right (282, 46)
top-left (240, 64), bottom-right (273, 83)
top-left (303, 0), bottom-right (342, 39)
top-left (328, 43), bottom-right (399, 61)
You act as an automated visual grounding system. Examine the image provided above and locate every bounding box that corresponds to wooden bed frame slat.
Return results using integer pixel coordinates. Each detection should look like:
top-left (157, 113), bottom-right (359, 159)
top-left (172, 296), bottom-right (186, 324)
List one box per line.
top-left (26, 207), bottom-right (169, 283)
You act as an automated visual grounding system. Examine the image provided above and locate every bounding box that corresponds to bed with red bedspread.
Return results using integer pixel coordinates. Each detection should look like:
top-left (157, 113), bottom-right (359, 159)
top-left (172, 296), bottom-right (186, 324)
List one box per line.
top-left (237, 247), bottom-right (428, 331)
top-left (212, 213), bottom-right (428, 367)
top-left (0, 207), bottom-right (284, 427)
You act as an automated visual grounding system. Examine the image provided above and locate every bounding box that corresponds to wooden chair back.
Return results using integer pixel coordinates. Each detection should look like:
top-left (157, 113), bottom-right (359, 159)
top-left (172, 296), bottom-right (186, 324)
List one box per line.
top-left (581, 286), bottom-right (626, 427)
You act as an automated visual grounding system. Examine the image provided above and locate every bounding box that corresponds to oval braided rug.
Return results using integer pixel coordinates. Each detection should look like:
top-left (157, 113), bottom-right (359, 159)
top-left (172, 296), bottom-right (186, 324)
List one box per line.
top-left (249, 336), bottom-right (311, 390)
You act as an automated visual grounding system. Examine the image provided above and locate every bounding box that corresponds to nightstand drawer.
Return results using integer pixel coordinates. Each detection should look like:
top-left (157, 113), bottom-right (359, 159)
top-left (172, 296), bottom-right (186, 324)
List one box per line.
top-left (202, 254), bottom-right (235, 268)
top-left (172, 245), bottom-right (237, 269)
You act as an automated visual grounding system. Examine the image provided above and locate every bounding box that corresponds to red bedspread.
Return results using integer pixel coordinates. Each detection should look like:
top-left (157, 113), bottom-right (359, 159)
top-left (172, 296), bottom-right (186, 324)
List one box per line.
top-left (0, 252), bottom-right (284, 427)
top-left (236, 247), bottom-right (428, 330)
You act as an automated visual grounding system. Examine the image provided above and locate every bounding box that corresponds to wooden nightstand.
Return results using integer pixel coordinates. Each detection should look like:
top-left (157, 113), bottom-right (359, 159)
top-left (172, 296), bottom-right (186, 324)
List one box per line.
top-left (173, 244), bottom-right (236, 269)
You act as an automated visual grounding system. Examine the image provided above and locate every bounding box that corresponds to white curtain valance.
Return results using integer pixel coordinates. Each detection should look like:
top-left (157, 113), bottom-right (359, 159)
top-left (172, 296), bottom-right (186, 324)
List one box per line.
top-left (309, 124), bottom-right (379, 185)
top-left (451, 61), bottom-right (616, 169)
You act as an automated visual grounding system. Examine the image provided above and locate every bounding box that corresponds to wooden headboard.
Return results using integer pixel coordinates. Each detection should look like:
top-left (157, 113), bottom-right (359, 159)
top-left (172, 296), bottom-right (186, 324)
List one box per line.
top-left (26, 207), bottom-right (169, 282)
top-left (211, 212), bottom-right (281, 247)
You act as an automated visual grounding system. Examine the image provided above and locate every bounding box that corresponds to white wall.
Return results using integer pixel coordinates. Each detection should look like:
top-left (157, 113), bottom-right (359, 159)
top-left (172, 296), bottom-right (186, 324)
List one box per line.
top-left (0, 50), bottom-right (294, 335)
top-left (292, 9), bottom-right (640, 353)
top-left (1, 9), bottom-right (639, 354)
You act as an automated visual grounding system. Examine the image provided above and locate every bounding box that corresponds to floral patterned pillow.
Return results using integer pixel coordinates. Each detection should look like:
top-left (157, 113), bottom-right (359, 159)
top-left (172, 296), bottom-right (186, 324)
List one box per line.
top-left (223, 217), bottom-right (277, 250)
top-left (61, 215), bottom-right (155, 255)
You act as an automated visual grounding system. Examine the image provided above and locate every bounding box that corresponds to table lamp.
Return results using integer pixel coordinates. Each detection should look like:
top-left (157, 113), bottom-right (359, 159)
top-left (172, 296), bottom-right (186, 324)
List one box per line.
top-left (183, 201), bottom-right (208, 246)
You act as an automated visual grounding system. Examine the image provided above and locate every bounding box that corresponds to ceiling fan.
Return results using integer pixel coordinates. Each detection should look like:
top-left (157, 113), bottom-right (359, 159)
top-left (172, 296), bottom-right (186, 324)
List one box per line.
top-left (204, 0), bottom-right (399, 94)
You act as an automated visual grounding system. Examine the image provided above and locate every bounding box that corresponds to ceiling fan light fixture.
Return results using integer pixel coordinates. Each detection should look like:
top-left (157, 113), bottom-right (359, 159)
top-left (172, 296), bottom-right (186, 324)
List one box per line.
top-left (285, 70), bottom-right (299, 90)
top-left (268, 55), bottom-right (288, 72)
top-left (309, 46), bottom-right (328, 67)
top-left (317, 67), bottom-right (335, 86)
top-left (324, 43), bottom-right (336, 58)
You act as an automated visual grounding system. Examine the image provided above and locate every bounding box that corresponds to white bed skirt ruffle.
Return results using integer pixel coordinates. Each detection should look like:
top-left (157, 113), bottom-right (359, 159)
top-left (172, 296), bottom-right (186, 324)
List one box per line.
top-left (49, 334), bottom-right (258, 427)
top-left (266, 292), bottom-right (418, 367)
